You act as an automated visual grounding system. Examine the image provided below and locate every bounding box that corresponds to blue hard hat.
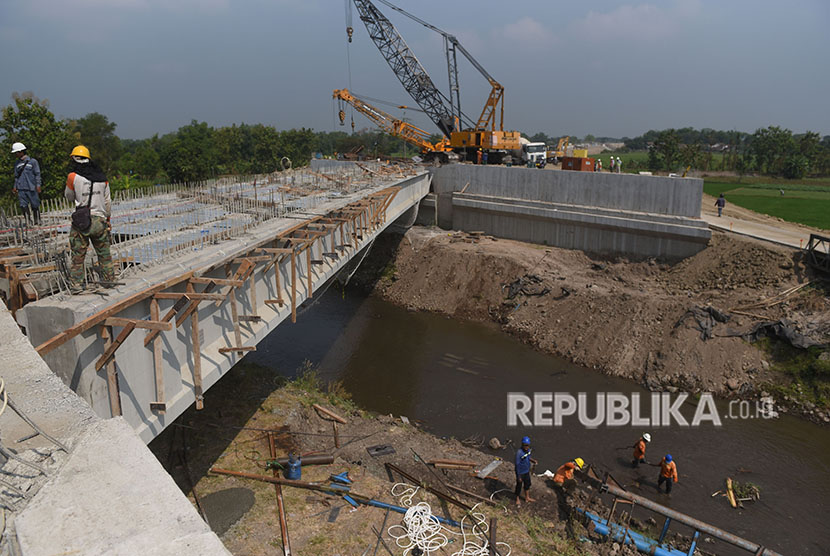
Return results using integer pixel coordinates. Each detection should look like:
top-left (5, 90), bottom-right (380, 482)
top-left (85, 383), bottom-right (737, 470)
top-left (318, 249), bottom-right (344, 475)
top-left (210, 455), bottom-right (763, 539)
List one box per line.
top-left (521, 436), bottom-right (531, 445)
top-left (665, 454), bottom-right (672, 463)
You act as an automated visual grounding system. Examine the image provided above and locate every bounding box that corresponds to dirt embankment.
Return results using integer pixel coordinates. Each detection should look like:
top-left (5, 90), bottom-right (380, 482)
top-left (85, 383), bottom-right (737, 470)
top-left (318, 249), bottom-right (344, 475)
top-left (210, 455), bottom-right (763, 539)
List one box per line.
top-left (352, 227), bottom-right (830, 419)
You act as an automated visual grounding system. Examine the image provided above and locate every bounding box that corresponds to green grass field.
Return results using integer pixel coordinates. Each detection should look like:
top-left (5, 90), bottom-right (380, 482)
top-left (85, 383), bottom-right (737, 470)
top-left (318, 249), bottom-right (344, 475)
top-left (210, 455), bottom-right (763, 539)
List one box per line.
top-left (704, 179), bottom-right (830, 230)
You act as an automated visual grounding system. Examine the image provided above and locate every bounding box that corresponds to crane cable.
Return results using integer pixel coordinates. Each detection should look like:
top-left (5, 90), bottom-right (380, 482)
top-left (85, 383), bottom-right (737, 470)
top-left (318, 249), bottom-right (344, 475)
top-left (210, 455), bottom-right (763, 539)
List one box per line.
top-left (345, 0), bottom-right (355, 133)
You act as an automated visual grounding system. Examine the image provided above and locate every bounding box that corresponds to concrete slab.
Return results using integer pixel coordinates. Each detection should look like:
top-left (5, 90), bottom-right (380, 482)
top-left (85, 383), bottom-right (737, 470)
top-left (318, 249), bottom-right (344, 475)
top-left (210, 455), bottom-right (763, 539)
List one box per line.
top-left (14, 418), bottom-right (230, 556)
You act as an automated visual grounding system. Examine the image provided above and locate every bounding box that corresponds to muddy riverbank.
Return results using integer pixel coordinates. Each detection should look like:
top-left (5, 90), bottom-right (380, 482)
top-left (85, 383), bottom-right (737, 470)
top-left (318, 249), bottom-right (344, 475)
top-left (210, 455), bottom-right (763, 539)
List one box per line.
top-left (350, 226), bottom-right (830, 420)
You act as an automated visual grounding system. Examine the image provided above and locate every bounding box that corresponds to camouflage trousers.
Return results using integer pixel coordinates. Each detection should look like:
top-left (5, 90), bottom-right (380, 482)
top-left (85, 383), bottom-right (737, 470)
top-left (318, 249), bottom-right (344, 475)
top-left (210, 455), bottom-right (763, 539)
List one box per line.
top-left (69, 216), bottom-right (114, 285)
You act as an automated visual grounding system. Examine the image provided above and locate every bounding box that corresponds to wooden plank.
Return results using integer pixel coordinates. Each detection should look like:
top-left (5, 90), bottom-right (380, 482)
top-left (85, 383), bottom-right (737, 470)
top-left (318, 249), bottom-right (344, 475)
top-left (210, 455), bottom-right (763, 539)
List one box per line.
top-left (218, 346), bottom-right (256, 354)
top-left (155, 292), bottom-right (224, 300)
top-left (233, 255), bottom-right (272, 263)
top-left (260, 247), bottom-right (294, 254)
top-left (306, 241), bottom-right (313, 298)
top-left (188, 282), bottom-right (204, 410)
top-left (189, 277), bottom-right (244, 287)
top-left (178, 282), bottom-right (218, 326)
top-left (36, 271), bottom-right (194, 356)
top-left (21, 281), bottom-right (38, 302)
top-left (290, 250), bottom-right (297, 323)
top-left (99, 326), bottom-right (123, 417)
top-left (95, 321), bottom-right (136, 372)
top-left (248, 262), bottom-right (258, 318)
top-left (225, 265), bottom-right (243, 349)
top-left (144, 295), bottom-right (189, 347)
top-left (104, 317), bottom-right (173, 331)
top-left (213, 260), bottom-right (251, 308)
top-left (312, 403), bottom-right (347, 424)
top-left (20, 263), bottom-right (56, 274)
top-left (150, 299), bottom-right (166, 414)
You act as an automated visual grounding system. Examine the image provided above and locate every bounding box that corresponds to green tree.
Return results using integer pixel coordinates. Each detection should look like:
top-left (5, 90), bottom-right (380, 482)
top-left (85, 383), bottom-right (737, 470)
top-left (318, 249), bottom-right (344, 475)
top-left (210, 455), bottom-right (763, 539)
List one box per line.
top-left (653, 129), bottom-right (680, 171)
top-left (160, 121), bottom-right (217, 183)
top-left (749, 126), bottom-right (795, 175)
top-left (0, 92), bottom-right (74, 199)
top-left (71, 112), bottom-right (122, 176)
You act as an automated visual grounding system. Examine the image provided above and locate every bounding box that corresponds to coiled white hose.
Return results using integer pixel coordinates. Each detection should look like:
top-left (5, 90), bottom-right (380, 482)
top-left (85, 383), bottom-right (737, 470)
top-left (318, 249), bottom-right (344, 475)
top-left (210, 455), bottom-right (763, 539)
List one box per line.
top-left (387, 483), bottom-right (511, 556)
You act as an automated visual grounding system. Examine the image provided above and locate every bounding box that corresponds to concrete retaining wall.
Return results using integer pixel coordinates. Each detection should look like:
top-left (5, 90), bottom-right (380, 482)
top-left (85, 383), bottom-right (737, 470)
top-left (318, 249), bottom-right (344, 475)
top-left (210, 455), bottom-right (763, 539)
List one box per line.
top-left (432, 164), bottom-right (704, 217)
top-left (429, 165), bottom-right (710, 259)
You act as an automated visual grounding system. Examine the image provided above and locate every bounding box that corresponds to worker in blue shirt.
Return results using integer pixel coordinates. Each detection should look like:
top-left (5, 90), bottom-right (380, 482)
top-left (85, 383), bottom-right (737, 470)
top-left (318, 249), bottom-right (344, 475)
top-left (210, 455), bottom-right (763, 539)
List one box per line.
top-left (11, 142), bottom-right (42, 225)
top-left (514, 436), bottom-right (537, 506)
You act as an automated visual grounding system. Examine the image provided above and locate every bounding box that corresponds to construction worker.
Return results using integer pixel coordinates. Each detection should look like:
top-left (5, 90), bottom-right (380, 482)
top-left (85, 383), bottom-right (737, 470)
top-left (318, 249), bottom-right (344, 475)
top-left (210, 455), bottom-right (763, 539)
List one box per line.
top-left (552, 457), bottom-right (584, 488)
top-left (657, 454), bottom-right (678, 494)
top-left (64, 145), bottom-right (114, 291)
top-left (514, 436), bottom-right (537, 506)
top-left (476, 149), bottom-right (483, 165)
top-left (609, 156), bottom-right (615, 173)
top-left (632, 433), bottom-right (651, 468)
top-left (482, 150), bottom-right (488, 165)
top-left (616, 156), bottom-right (622, 173)
top-left (11, 142), bottom-right (42, 226)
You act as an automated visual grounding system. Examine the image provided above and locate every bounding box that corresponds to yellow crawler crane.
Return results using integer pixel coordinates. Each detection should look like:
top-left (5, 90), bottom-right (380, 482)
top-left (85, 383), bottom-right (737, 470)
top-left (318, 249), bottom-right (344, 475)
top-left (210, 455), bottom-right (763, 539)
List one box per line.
top-left (334, 88), bottom-right (451, 159)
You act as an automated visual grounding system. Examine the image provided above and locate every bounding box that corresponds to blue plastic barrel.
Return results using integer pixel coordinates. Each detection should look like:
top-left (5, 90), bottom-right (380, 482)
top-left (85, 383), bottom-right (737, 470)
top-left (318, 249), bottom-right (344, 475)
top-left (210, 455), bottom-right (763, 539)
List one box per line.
top-left (284, 453), bottom-right (301, 480)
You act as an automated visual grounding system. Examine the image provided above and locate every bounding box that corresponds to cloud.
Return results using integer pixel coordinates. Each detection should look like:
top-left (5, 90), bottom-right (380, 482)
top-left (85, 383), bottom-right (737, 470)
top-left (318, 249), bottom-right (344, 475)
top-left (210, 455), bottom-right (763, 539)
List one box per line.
top-left (567, 0), bottom-right (701, 43)
top-left (497, 17), bottom-right (557, 48)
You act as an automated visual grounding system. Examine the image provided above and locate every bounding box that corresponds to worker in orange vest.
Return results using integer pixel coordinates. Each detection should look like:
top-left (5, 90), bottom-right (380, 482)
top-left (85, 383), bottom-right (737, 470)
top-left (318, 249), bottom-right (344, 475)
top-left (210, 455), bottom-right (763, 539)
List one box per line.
top-left (476, 149), bottom-right (483, 165)
top-left (658, 454), bottom-right (678, 494)
top-left (553, 457), bottom-right (585, 488)
top-left (632, 433), bottom-right (651, 468)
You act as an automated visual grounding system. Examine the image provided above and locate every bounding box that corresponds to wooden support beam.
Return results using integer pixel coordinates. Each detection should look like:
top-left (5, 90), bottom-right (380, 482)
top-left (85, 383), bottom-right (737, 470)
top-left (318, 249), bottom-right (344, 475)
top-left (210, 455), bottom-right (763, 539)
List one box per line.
top-left (225, 265), bottom-right (244, 349)
top-left (290, 250), bottom-right (297, 323)
top-left (306, 240), bottom-right (313, 298)
top-left (155, 292), bottom-right (225, 301)
top-left (189, 277), bottom-right (244, 287)
top-left (218, 346), bottom-right (256, 354)
top-left (149, 299), bottom-right (166, 414)
top-left (96, 321), bottom-right (136, 372)
top-left (178, 282), bottom-right (218, 326)
top-left (264, 299), bottom-right (285, 307)
top-left (260, 247), bottom-right (294, 254)
top-left (233, 255), bottom-right (272, 263)
top-left (187, 282), bottom-right (204, 410)
top-left (247, 262), bottom-right (258, 319)
top-left (104, 317), bottom-right (173, 331)
top-left (99, 326), bottom-right (124, 417)
top-left (36, 271), bottom-right (195, 356)
top-left (144, 295), bottom-right (189, 347)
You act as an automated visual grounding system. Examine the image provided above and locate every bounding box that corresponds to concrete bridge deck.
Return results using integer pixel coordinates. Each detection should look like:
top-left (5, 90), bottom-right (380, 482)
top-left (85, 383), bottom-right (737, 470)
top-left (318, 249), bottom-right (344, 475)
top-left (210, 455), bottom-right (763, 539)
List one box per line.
top-left (15, 164), bottom-right (430, 442)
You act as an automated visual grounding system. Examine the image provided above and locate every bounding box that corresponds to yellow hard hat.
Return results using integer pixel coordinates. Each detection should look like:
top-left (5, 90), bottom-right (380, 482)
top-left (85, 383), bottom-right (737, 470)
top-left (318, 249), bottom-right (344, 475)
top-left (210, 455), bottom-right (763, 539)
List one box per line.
top-left (574, 458), bottom-right (585, 470)
top-left (71, 145), bottom-right (90, 158)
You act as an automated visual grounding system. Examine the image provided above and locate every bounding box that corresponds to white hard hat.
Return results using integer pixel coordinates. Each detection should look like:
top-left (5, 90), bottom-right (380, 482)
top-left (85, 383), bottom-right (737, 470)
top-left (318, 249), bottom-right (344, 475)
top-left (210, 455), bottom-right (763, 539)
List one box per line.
top-left (11, 142), bottom-right (26, 153)
top-left (643, 433), bottom-right (652, 442)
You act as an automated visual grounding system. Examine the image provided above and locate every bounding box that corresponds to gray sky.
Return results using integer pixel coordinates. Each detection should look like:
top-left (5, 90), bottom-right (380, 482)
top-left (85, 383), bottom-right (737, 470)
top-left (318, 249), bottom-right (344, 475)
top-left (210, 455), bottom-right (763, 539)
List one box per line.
top-left (2, 0), bottom-right (828, 140)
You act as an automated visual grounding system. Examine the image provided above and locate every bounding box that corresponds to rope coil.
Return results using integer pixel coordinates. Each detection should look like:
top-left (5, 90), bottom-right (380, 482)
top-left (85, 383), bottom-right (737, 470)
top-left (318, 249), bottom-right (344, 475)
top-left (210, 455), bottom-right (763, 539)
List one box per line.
top-left (387, 482), bottom-right (511, 556)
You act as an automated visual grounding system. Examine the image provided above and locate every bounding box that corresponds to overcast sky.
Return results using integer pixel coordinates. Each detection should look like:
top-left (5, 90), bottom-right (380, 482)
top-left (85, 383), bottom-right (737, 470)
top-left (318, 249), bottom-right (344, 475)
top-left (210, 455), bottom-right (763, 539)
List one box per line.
top-left (2, 0), bottom-right (828, 140)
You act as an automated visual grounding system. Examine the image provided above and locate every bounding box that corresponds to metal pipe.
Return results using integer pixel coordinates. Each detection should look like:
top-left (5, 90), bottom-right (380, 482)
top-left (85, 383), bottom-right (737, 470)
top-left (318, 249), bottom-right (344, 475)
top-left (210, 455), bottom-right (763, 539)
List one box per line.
top-left (584, 475), bottom-right (783, 556)
top-left (579, 510), bottom-right (683, 556)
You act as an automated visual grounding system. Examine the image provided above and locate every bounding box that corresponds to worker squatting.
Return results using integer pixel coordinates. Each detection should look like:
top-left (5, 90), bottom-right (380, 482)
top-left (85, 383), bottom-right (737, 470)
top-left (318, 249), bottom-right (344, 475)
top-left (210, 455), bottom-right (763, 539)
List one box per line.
top-left (507, 391), bottom-right (725, 428)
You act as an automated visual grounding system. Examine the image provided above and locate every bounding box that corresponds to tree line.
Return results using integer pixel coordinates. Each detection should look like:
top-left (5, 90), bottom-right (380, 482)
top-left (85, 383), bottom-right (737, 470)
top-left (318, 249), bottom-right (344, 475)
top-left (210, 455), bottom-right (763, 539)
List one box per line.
top-left (4, 92), bottom-right (829, 208)
top-left (1, 92), bottom-right (413, 205)
top-left (628, 127), bottom-right (830, 178)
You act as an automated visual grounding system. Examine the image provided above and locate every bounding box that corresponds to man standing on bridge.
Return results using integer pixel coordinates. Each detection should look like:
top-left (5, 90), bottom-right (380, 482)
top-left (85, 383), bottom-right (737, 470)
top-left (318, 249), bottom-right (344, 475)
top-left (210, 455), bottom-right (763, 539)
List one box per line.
top-left (64, 145), bottom-right (114, 291)
top-left (514, 436), bottom-right (537, 506)
top-left (11, 142), bottom-right (42, 225)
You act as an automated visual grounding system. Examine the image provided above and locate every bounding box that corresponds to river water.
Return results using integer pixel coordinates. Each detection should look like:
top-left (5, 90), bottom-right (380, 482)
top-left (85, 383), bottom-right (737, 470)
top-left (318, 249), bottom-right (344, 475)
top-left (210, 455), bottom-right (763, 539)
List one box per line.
top-left (246, 289), bottom-right (830, 555)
